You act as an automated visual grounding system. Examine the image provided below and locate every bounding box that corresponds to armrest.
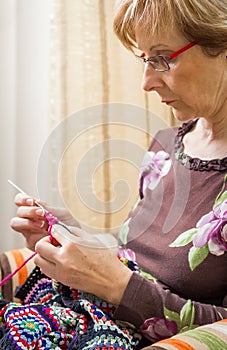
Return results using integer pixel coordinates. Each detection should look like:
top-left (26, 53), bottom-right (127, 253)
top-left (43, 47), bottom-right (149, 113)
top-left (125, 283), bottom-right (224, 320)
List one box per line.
top-left (0, 247), bottom-right (35, 302)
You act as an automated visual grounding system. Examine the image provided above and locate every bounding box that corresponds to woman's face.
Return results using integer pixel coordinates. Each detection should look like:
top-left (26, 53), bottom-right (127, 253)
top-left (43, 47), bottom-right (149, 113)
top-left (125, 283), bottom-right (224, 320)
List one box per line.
top-left (135, 28), bottom-right (227, 123)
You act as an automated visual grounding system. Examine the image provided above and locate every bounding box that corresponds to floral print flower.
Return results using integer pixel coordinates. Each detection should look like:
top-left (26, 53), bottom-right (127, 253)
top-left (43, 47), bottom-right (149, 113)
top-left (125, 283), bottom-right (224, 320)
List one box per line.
top-left (140, 317), bottom-right (178, 342)
top-left (139, 151), bottom-right (172, 198)
top-left (118, 246), bottom-right (136, 261)
top-left (119, 151), bottom-right (171, 245)
top-left (170, 182), bottom-right (227, 270)
top-left (140, 300), bottom-right (197, 342)
top-left (194, 199), bottom-right (227, 256)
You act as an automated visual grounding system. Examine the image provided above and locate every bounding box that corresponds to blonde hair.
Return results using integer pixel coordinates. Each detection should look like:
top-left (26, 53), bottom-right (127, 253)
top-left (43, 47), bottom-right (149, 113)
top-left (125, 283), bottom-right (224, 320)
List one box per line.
top-left (113, 0), bottom-right (227, 56)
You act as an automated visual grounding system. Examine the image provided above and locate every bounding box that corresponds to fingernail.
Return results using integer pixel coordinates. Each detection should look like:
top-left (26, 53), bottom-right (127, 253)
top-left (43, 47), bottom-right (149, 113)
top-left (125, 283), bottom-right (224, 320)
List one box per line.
top-left (34, 221), bottom-right (45, 228)
top-left (36, 209), bottom-right (45, 217)
top-left (40, 221), bottom-right (45, 228)
top-left (26, 198), bottom-right (34, 206)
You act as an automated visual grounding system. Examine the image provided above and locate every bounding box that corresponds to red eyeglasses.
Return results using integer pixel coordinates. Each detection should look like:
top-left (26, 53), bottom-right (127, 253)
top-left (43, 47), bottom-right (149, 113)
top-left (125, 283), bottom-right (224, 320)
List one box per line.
top-left (136, 42), bottom-right (197, 72)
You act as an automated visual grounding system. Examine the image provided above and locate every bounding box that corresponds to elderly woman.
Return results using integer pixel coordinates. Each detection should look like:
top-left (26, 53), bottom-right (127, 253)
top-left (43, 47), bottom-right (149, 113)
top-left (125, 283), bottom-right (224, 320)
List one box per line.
top-left (2, 0), bottom-right (227, 349)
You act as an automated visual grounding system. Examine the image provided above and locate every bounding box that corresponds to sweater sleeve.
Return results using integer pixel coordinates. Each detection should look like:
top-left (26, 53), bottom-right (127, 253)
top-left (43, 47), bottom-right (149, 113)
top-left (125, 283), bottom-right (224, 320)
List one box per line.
top-left (114, 272), bottom-right (227, 329)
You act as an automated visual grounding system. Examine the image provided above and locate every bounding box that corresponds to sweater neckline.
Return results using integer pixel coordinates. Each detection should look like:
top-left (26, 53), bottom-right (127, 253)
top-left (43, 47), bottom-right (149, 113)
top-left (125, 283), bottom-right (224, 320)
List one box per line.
top-left (174, 119), bottom-right (227, 171)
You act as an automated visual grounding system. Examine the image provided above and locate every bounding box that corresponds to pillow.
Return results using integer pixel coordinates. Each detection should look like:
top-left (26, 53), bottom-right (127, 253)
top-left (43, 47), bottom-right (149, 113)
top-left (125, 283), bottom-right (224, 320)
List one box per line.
top-left (0, 248), bottom-right (35, 301)
top-left (147, 319), bottom-right (227, 350)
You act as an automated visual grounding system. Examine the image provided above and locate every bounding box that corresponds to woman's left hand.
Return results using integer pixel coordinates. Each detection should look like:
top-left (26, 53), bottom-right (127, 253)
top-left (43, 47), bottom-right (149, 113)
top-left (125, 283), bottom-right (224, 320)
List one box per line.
top-left (34, 226), bottom-right (133, 306)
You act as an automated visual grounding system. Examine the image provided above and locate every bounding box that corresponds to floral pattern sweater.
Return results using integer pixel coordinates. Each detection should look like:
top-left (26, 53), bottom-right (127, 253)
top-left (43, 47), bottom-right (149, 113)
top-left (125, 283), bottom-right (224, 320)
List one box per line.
top-left (114, 120), bottom-right (227, 342)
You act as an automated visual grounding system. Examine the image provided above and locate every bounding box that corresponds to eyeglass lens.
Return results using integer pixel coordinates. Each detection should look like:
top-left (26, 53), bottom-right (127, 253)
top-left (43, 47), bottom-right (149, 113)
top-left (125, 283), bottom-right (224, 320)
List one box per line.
top-left (140, 56), bottom-right (169, 71)
top-left (149, 57), bottom-right (169, 71)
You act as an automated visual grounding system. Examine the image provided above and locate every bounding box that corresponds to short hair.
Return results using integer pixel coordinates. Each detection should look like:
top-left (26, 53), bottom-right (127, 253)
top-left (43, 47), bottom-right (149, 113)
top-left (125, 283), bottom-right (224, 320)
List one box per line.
top-left (113, 0), bottom-right (227, 57)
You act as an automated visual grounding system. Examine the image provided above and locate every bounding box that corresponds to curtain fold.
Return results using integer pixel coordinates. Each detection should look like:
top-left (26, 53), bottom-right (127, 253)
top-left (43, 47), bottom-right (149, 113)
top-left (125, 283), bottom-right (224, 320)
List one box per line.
top-left (48, 0), bottom-right (176, 234)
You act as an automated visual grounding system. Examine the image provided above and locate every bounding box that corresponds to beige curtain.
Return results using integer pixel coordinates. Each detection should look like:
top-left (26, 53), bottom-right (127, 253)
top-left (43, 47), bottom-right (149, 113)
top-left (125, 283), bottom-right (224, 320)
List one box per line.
top-left (46, 0), bottom-right (176, 234)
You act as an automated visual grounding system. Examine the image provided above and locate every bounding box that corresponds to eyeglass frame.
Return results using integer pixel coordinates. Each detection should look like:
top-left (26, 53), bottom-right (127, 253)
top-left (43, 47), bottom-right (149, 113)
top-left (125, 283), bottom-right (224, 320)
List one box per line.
top-left (136, 42), bottom-right (197, 72)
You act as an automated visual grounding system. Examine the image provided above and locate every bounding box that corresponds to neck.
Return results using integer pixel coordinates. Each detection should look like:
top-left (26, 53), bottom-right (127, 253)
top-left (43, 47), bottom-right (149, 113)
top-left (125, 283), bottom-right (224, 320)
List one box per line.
top-left (182, 114), bottom-right (227, 160)
top-left (195, 115), bottom-right (227, 141)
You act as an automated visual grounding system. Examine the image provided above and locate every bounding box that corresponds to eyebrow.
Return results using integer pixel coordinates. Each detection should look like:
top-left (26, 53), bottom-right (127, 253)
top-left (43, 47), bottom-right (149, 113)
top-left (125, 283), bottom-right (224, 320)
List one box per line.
top-left (137, 43), bottom-right (170, 52)
top-left (149, 44), bottom-right (170, 52)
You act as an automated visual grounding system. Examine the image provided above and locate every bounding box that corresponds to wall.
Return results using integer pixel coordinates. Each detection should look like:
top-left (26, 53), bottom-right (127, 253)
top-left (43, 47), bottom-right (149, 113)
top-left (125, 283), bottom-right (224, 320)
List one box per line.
top-left (0, 0), bottom-right (52, 252)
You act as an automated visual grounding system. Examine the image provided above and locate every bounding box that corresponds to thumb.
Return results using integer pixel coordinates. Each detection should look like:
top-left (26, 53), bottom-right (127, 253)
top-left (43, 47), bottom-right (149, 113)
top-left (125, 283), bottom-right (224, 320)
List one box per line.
top-left (50, 223), bottom-right (75, 246)
top-left (69, 227), bottom-right (118, 250)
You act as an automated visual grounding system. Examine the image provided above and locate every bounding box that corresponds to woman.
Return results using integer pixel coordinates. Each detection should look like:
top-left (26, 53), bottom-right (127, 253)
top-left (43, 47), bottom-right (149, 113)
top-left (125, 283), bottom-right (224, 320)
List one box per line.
top-left (4, 0), bottom-right (227, 349)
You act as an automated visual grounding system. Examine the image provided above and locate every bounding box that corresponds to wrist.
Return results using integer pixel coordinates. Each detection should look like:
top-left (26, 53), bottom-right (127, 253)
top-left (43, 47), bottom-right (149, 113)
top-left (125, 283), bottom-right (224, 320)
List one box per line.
top-left (106, 262), bottom-right (133, 306)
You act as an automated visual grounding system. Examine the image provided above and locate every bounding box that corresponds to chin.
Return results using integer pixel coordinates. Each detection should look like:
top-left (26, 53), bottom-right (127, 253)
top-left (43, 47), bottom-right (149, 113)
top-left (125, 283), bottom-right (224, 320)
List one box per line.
top-left (172, 108), bottom-right (195, 123)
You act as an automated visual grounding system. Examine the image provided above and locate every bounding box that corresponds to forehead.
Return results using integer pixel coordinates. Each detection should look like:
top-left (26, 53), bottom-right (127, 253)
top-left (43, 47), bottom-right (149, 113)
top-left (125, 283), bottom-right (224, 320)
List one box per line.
top-left (135, 26), bottom-right (187, 51)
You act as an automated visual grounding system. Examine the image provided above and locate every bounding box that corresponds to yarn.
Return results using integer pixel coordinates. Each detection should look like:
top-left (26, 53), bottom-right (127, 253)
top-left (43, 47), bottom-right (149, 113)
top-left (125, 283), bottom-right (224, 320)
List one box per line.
top-left (0, 211), bottom-right (60, 287)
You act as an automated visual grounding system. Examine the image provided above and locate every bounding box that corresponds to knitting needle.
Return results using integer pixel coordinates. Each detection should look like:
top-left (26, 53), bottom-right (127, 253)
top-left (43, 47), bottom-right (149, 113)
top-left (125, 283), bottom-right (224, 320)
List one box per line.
top-left (8, 178), bottom-right (69, 227)
top-left (8, 179), bottom-right (26, 194)
top-left (8, 179), bottom-right (72, 240)
top-left (8, 179), bottom-right (48, 213)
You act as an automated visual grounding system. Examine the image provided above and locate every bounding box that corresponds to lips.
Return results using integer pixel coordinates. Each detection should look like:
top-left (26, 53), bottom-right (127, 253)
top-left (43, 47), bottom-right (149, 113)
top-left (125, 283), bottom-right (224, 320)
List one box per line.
top-left (161, 100), bottom-right (175, 105)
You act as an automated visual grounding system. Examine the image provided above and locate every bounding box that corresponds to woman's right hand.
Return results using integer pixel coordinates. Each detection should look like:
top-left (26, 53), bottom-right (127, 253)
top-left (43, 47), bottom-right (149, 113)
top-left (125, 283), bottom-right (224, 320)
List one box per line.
top-left (10, 193), bottom-right (49, 251)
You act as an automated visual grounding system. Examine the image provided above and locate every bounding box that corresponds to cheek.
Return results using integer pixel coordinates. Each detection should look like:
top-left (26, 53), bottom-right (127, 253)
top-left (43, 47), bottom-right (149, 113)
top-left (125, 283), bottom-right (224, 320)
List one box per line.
top-left (166, 77), bottom-right (193, 103)
top-left (164, 71), bottom-right (202, 119)
top-left (164, 52), bottom-right (226, 118)
top-left (166, 69), bottom-right (207, 106)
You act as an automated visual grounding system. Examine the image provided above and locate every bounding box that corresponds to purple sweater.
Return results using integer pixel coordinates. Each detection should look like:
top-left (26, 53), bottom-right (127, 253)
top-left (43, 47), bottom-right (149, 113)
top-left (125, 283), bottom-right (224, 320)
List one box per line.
top-left (114, 120), bottom-right (227, 329)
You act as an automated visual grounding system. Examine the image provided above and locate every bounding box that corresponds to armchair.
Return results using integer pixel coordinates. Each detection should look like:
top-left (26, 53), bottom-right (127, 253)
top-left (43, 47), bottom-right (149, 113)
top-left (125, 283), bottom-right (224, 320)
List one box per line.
top-left (0, 248), bottom-right (226, 349)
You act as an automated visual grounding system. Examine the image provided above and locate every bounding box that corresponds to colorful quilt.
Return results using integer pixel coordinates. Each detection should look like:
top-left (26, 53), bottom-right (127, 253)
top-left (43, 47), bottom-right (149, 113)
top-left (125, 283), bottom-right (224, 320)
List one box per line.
top-left (0, 257), bottom-right (227, 349)
top-left (0, 260), bottom-right (142, 350)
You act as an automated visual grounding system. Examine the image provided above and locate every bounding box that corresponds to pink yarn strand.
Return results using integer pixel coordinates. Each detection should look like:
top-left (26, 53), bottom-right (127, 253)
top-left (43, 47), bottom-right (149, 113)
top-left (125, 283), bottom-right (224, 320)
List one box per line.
top-left (0, 252), bottom-right (37, 287)
top-left (0, 211), bottom-right (59, 288)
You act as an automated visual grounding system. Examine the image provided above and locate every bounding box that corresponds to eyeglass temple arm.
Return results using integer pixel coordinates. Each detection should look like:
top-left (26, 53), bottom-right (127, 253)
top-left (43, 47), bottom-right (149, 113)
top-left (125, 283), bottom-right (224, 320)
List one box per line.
top-left (169, 42), bottom-right (197, 59)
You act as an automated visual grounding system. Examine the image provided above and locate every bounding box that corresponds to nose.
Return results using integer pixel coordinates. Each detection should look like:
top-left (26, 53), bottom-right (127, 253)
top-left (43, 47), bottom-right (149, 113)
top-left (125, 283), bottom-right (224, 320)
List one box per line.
top-left (141, 63), bottom-right (164, 92)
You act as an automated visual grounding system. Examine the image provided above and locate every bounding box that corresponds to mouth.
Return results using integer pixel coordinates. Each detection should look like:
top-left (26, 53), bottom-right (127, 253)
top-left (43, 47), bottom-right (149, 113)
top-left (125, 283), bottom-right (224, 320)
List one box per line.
top-left (161, 100), bottom-right (176, 106)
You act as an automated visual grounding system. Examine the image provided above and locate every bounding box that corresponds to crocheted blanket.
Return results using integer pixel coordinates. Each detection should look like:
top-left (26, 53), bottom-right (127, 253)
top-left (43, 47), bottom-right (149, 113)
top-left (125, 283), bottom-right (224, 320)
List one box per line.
top-left (0, 259), bottom-right (142, 350)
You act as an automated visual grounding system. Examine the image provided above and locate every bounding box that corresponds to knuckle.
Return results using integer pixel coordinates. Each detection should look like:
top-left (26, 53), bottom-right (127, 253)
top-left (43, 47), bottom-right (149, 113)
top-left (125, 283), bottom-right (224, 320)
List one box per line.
top-left (16, 205), bottom-right (34, 218)
top-left (10, 217), bottom-right (16, 229)
top-left (25, 240), bottom-right (36, 252)
top-left (35, 239), bottom-right (43, 251)
top-left (16, 205), bottom-right (25, 216)
top-left (14, 192), bottom-right (26, 205)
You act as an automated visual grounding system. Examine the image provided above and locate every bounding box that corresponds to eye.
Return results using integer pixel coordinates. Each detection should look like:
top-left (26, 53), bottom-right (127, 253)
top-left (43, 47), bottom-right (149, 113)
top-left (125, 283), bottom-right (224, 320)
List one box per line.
top-left (149, 56), bottom-right (160, 63)
top-left (156, 49), bottom-right (172, 55)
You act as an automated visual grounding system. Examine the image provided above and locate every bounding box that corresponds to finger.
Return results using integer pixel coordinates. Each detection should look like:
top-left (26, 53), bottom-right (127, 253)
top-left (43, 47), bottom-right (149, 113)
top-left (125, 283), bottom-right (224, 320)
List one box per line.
top-left (16, 205), bottom-right (43, 220)
top-left (14, 193), bottom-right (35, 206)
top-left (51, 225), bottom-right (103, 249)
top-left (45, 206), bottom-right (72, 220)
top-left (10, 217), bottom-right (47, 233)
top-left (24, 232), bottom-right (49, 252)
top-left (68, 226), bottom-right (84, 237)
top-left (50, 225), bottom-right (106, 251)
top-left (35, 204), bottom-right (78, 225)
top-left (35, 236), bottom-right (60, 262)
top-left (51, 224), bottom-right (81, 246)
top-left (34, 253), bottom-right (56, 277)
top-left (58, 227), bottom-right (118, 249)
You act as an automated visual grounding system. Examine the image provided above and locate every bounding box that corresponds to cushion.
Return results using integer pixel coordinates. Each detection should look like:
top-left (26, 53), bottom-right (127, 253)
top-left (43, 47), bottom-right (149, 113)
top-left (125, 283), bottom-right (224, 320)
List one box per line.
top-left (0, 248), bottom-right (35, 301)
top-left (146, 319), bottom-right (227, 349)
